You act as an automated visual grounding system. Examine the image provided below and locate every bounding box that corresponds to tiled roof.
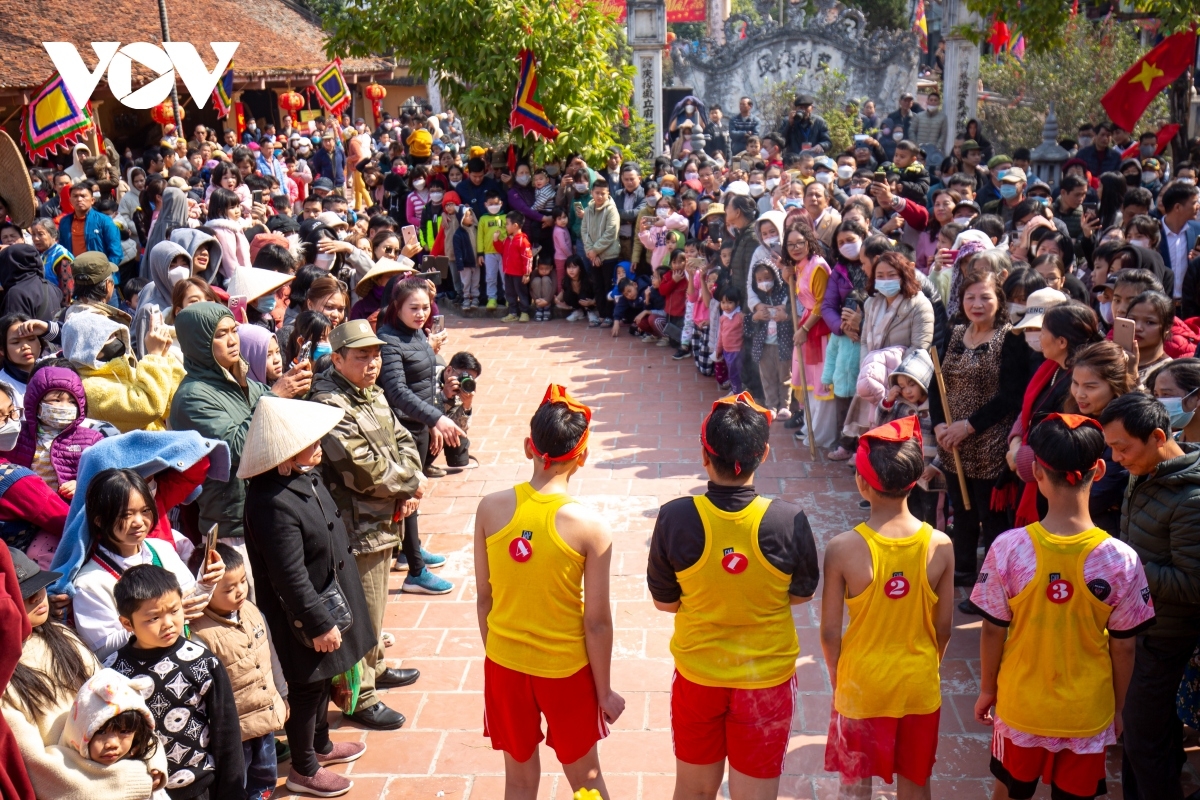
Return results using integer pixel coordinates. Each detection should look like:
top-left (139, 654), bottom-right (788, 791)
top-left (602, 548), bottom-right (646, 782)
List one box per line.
top-left (0, 0), bottom-right (391, 89)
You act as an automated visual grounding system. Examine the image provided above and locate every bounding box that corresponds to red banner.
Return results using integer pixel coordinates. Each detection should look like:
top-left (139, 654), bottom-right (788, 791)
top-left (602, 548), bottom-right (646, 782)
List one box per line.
top-left (595, 0), bottom-right (705, 23)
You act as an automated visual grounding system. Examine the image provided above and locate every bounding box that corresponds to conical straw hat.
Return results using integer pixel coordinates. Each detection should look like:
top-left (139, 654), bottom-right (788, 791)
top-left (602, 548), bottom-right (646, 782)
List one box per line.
top-left (236, 396), bottom-right (345, 479)
top-left (226, 267), bottom-right (293, 302)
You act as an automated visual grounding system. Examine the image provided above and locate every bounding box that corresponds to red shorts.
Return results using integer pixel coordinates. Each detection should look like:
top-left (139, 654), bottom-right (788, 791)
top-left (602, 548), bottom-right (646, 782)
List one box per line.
top-left (482, 658), bottom-right (608, 765)
top-left (824, 709), bottom-right (940, 786)
top-left (670, 670), bottom-right (797, 779)
top-left (990, 731), bottom-right (1108, 800)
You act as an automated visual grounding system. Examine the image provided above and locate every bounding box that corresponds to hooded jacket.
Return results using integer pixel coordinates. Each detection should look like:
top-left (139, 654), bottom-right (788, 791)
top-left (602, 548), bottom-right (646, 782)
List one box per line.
top-left (10, 366), bottom-right (104, 486)
top-left (169, 227), bottom-right (222, 284)
top-left (137, 187), bottom-right (190, 280)
top-left (169, 302), bottom-right (270, 539)
top-left (205, 218), bottom-right (252, 277)
top-left (62, 313), bottom-right (184, 433)
top-left (0, 245), bottom-right (61, 322)
top-left (236, 324), bottom-right (276, 385)
top-left (130, 240), bottom-right (190, 359)
top-left (309, 367), bottom-right (424, 554)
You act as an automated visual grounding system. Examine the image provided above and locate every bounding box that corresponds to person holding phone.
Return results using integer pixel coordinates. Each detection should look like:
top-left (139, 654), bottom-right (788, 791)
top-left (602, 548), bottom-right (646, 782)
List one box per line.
top-left (819, 219), bottom-right (869, 461)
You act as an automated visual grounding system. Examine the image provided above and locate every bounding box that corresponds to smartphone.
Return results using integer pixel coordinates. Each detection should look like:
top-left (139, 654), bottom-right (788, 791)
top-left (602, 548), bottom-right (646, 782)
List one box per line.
top-left (147, 304), bottom-right (163, 331)
top-left (431, 315), bottom-right (445, 335)
top-left (252, 189), bottom-right (264, 205)
top-left (872, 171), bottom-right (887, 183)
top-left (854, 134), bottom-right (868, 143)
top-left (228, 295), bottom-right (248, 324)
top-left (1113, 317), bottom-right (1136, 353)
top-left (401, 225), bottom-right (419, 250)
top-left (293, 341), bottom-right (313, 369)
top-left (197, 524), bottom-right (218, 582)
top-left (1082, 201), bottom-right (1098, 215)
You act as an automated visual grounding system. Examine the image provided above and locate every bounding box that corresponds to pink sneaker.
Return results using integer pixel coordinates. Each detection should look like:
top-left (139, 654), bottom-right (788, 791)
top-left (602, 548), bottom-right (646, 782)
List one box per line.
top-left (827, 446), bottom-right (854, 461)
top-left (286, 767), bottom-right (353, 797)
top-left (317, 741), bottom-right (366, 765)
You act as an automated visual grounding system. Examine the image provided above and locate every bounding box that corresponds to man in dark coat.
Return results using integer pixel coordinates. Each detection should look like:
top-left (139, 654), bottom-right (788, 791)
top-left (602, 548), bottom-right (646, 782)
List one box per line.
top-left (779, 94), bottom-right (832, 156)
top-left (0, 244), bottom-right (60, 321)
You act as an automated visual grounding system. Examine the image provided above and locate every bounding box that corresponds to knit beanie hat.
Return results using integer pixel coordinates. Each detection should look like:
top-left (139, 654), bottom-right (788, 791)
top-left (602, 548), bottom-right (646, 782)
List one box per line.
top-left (442, 191), bottom-right (462, 207)
top-left (888, 349), bottom-right (934, 392)
top-left (61, 669), bottom-right (156, 757)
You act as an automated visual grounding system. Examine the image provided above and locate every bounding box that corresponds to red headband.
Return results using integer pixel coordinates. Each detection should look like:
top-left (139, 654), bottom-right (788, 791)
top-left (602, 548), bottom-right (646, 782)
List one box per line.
top-left (855, 416), bottom-right (924, 493)
top-left (700, 392), bottom-right (774, 476)
top-left (528, 384), bottom-right (592, 469)
top-left (1034, 413), bottom-right (1103, 485)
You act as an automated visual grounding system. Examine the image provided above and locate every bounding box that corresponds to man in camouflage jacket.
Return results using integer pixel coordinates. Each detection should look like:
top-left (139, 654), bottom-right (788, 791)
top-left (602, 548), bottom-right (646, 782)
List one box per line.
top-left (309, 320), bottom-right (425, 729)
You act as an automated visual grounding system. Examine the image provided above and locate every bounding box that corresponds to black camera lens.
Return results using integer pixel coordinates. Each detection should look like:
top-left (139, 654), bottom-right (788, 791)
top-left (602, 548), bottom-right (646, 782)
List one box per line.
top-left (458, 374), bottom-right (476, 393)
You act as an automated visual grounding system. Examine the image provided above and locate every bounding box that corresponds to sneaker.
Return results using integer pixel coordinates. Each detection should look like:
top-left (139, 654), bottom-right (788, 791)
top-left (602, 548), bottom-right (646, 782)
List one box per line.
top-left (656, 337), bottom-right (671, 346)
top-left (640, 334), bottom-right (656, 342)
top-left (403, 570), bottom-right (454, 595)
top-left (317, 741), bottom-right (366, 766)
top-left (672, 348), bottom-right (689, 360)
top-left (566, 310), bottom-right (583, 322)
top-left (718, 381), bottom-right (731, 391)
top-left (286, 767), bottom-right (353, 798)
top-left (501, 313), bottom-right (519, 322)
top-left (601, 318), bottom-right (613, 327)
top-left (776, 408), bottom-right (792, 420)
top-left (420, 548), bottom-right (447, 569)
top-left (486, 298), bottom-right (497, 309)
top-left (519, 312), bottom-right (530, 323)
top-left (424, 464), bottom-right (447, 478)
top-left (588, 316), bottom-right (603, 327)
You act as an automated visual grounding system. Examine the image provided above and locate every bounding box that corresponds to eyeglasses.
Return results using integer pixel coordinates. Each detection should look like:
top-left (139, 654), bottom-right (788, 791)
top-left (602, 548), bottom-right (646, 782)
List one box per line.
top-left (0, 407), bottom-right (18, 422)
top-left (786, 240), bottom-right (808, 250)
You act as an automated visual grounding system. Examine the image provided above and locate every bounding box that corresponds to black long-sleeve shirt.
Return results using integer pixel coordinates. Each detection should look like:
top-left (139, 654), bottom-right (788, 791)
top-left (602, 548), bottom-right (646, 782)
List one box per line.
top-left (647, 483), bottom-right (820, 603)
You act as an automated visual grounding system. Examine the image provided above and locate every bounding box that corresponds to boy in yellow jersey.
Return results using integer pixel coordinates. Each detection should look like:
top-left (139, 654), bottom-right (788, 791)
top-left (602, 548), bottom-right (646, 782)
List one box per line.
top-left (648, 392), bottom-right (820, 800)
top-left (972, 414), bottom-right (1154, 800)
top-left (473, 384), bottom-right (625, 800)
top-left (820, 416), bottom-right (955, 799)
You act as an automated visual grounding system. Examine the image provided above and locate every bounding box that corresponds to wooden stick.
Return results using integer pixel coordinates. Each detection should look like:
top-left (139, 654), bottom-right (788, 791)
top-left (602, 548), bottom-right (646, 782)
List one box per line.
top-left (787, 269), bottom-right (818, 458)
top-left (929, 345), bottom-right (971, 510)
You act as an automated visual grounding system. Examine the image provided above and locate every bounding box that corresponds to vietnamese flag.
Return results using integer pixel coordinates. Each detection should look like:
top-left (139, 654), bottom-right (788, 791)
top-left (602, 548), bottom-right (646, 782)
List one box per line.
top-left (1101, 30), bottom-right (1198, 132)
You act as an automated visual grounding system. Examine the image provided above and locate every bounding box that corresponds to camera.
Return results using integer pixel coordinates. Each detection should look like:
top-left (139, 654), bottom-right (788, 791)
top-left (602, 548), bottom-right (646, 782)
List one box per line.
top-left (457, 373), bottom-right (477, 394)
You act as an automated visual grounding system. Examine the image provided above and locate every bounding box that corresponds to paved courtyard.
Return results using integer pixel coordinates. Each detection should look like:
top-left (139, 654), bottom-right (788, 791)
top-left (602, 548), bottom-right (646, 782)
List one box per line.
top-left (270, 316), bottom-right (1139, 799)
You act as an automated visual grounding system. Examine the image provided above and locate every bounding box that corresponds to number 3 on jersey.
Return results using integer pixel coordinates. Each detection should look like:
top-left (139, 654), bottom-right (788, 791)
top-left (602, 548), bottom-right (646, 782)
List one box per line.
top-left (1047, 578), bottom-right (1073, 603)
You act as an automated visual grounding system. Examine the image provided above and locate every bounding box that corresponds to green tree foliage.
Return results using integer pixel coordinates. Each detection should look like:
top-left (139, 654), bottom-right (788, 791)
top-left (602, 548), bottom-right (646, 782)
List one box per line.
top-left (321, 0), bottom-right (635, 162)
top-left (842, 0), bottom-right (908, 33)
top-left (962, 0), bottom-right (1194, 55)
top-left (978, 19), bottom-right (1170, 154)
top-left (754, 69), bottom-right (858, 154)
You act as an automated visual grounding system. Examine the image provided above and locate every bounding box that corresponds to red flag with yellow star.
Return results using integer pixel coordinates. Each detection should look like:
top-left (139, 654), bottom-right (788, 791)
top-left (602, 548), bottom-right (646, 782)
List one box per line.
top-left (1101, 30), bottom-right (1197, 132)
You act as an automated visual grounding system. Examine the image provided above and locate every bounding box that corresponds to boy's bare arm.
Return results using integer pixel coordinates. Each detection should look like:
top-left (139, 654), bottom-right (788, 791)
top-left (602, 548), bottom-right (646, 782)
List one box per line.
top-left (930, 531), bottom-right (956, 659)
top-left (473, 489), bottom-right (517, 646)
top-left (1110, 636), bottom-right (1136, 737)
top-left (974, 620), bottom-right (1007, 725)
top-left (819, 533), bottom-right (850, 691)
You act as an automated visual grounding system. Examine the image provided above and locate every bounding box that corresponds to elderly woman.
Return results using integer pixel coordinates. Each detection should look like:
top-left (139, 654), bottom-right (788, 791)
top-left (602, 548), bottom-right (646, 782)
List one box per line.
top-left (240, 397), bottom-right (374, 799)
top-left (841, 251), bottom-right (934, 440)
top-left (929, 268), bottom-right (1026, 588)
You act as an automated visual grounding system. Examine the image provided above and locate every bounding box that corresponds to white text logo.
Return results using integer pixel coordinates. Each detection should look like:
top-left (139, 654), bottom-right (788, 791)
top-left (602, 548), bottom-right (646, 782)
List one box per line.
top-left (42, 42), bottom-right (240, 110)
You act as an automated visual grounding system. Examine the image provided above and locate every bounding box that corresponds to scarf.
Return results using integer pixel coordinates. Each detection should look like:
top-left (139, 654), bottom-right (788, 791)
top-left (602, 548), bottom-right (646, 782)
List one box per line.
top-left (1013, 359), bottom-right (1062, 526)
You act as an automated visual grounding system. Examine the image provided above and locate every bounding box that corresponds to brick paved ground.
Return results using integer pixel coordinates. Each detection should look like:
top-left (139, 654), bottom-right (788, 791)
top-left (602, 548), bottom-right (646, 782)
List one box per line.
top-left (269, 316), bottom-right (1155, 799)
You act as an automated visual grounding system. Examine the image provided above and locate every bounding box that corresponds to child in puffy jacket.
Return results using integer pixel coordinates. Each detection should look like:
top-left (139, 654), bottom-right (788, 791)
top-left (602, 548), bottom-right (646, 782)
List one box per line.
top-left (10, 364), bottom-right (104, 500)
top-left (636, 202), bottom-right (689, 269)
top-left (878, 349), bottom-right (942, 522)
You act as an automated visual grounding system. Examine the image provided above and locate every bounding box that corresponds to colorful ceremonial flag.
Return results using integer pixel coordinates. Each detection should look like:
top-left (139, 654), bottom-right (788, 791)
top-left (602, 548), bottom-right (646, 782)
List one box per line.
top-left (20, 72), bottom-right (95, 160)
top-left (314, 59), bottom-right (351, 116)
top-left (988, 19), bottom-right (1011, 51)
top-left (233, 101), bottom-right (246, 141)
top-left (1011, 34), bottom-right (1025, 60)
top-left (1101, 30), bottom-right (1198, 133)
top-left (510, 50), bottom-right (559, 141)
top-left (213, 68), bottom-right (234, 120)
top-left (913, 0), bottom-right (928, 53)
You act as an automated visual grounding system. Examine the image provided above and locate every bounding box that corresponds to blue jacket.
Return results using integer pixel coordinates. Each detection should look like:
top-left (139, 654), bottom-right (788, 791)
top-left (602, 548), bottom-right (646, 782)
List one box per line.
top-left (1076, 144), bottom-right (1121, 177)
top-left (58, 209), bottom-right (122, 265)
top-left (311, 147), bottom-right (346, 187)
top-left (455, 175), bottom-right (506, 220)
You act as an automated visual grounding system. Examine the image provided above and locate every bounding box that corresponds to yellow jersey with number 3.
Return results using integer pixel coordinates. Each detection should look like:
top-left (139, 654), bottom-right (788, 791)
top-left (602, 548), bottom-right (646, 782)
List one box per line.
top-left (485, 482), bottom-right (588, 678)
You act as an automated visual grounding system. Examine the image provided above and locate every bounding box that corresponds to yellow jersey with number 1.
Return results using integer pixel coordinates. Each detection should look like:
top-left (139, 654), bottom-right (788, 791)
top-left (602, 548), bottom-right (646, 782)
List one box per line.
top-left (485, 482), bottom-right (588, 678)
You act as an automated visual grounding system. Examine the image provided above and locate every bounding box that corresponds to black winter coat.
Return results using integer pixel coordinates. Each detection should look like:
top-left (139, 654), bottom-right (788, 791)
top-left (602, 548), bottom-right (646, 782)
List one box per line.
top-left (244, 469), bottom-right (373, 684)
top-left (377, 321), bottom-right (442, 428)
top-left (0, 245), bottom-right (60, 321)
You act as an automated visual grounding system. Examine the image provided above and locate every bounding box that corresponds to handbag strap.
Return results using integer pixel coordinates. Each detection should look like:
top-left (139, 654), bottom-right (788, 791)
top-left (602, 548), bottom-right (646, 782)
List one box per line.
top-left (275, 475), bottom-right (339, 618)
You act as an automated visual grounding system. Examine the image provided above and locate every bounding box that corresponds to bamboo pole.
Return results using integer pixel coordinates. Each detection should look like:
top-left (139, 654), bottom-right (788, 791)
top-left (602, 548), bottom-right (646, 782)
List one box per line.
top-left (929, 345), bottom-right (971, 510)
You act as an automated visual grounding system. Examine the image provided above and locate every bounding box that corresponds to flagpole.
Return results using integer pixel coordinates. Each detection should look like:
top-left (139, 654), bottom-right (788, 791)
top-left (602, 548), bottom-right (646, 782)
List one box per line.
top-left (157, 0), bottom-right (184, 139)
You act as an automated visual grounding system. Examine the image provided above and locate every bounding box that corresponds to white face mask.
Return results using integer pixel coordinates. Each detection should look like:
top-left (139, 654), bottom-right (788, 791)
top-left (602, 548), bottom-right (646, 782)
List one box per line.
top-left (1129, 238), bottom-right (1150, 248)
top-left (1142, 171), bottom-right (1157, 185)
top-left (1008, 303), bottom-right (1026, 324)
top-left (765, 177), bottom-right (780, 190)
top-left (38, 402), bottom-right (77, 429)
top-left (892, 130), bottom-right (905, 142)
top-left (762, 235), bottom-right (779, 247)
top-left (574, 183), bottom-right (588, 193)
top-left (413, 179), bottom-right (426, 191)
top-left (1024, 330), bottom-right (1043, 352)
top-left (656, 208), bottom-right (670, 218)
top-left (685, 104), bottom-right (695, 114)
top-left (849, 187), bottom-right (865, 196)
top-left (815, 172), bottom-right (833, 185)
top-left (1078, 136), bottom-right (1093, 149)
top-left (685, 171), bottom-right (699, 181)
top-left (516, 174), bottom-right (531, 186)
top-left (837, 165), bottom-right (854, 180)
top-left (0, 418), bottom-right (18, 451)
top-left (757, 280), bottom-right (774, 292)
top-left (953, 216), bottom-right (973, 226)
top-left (486, 203), bottom-right (502, 214)
top-left (1099, 301), bottom-right (1113, 325)
top-left (430, 191), bottom-right (445, 204)
top-left (748, 183), bottom-right (765, 197)
top-left (839, 241), bottom-right (861, 260)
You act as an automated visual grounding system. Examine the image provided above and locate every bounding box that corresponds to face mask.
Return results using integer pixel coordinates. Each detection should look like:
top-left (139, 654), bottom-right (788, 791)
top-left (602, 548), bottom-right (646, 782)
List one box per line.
top-left (784, 198), bottom-right (803, 210)
top-left (384, 122), bottom-right (394, 130)
top-left (839, 241), bottom-right (861, 260)
top-left (1140, 146), bottom-right (1156, 158)
top-left (748, 183), bottom-right (765, 197)
top-left (1078, 136), bottom-right (1093, 148)
top-left (757, 280), bottom-right (775, 292)
top-left (1008, 303), bottom-right (1026, 324)
top-left (1179, 178), bottom-right (1196, 186)
top-left (1031, 196), bottom-right (1049, 206)
top-left (38, 402), bottom-right (77, 429)
top-left (1000, 184), bottom-right (1018, 200)
top-left (849, 187), bottom-right (865, 196)
top-left (762, 235), bottom-right (779, 247)
top-left (546, 166), bottom-right (560, 177)
top-left (574, 182), bottom-right (588, 193)
top-left (1099, 301), bottom-right (1113, 325)
top-left (1160, 393), bottom-right (1196, 430)
top-left (685, 171), bottom-right (699, 181)
top-left (313, 343), bottom-right (332, 360)
top-left (255, 294), bottom-right (277, 313)
top-left (837, 165), bottom-right (854, 180)
top-left (32, 181), bottom-right (41, 191)
top-left (450, 180), bottom-right (461, 189)
top-left (1024, 331), bottom-right (1043, 352)
top-left (516, 174), bottom-right (531, 186)
top-left (685, 104), bottom-right (695, 114)
top-left (765, 177), bottom-right (780, 190)
top-left (656, 208), bottom-right (670, 218)
top-left (413, 179), bottom-right (426, 191)
top-left (661, 187), bottom-right (676, 197)
top-left (1015, 223), bottom-right (1027, 237)
top-left (485, 203), bottom-right (502, 215)
top-left (1142, 171), bottom-right (1157, 185)
top-left (953, 215), bottom-right (973, 226)
top-left (892, 130), bottom-right (904, 142)
top-left (875, 278), bottom-right (901, 297)
top-left (315, 252), bottom-right (336, 270)
top-left (0, 419), bottom-right (18, 452)
top-left (815, 172), bottom-right (833, 185)
top-left (97, 337), bottom-right (126, 362)
top-left (430, 191), bottom-right (445, 204)
top-left (1129, 237), bottom-right (1150, 248)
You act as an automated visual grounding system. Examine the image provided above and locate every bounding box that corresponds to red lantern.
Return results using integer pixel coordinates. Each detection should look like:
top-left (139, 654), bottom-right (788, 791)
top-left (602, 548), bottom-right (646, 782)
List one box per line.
top-left (278, 90), bottom-right (305, 114)
top-left (150, 100), bottom-right (183, 126)
top-left (364, 83), bottom-right (387, 128)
